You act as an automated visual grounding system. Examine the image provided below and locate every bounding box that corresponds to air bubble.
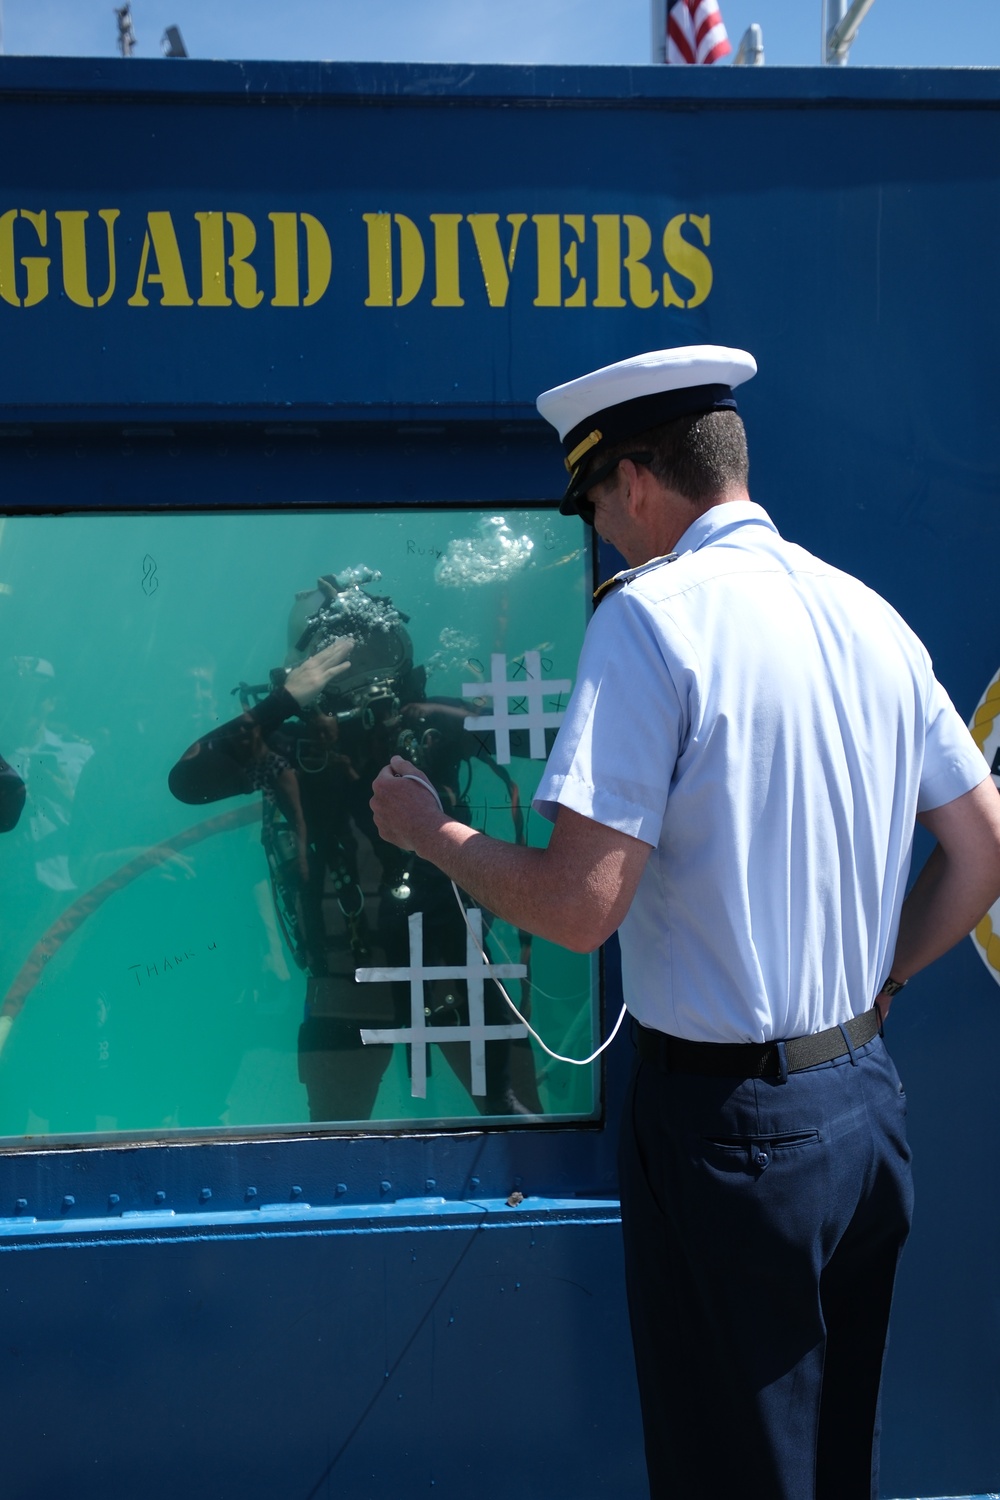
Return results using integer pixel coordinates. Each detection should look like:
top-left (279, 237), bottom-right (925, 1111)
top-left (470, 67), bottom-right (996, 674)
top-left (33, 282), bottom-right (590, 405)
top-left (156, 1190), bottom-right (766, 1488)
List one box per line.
top-left (435, 517), bottom-right (534, 588)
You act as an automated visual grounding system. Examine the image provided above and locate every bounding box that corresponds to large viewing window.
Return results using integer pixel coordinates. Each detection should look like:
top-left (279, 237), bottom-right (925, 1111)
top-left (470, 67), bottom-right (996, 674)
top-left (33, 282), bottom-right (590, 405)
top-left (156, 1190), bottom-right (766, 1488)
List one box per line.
top-left (0, 507), bottom-right (597, 1144)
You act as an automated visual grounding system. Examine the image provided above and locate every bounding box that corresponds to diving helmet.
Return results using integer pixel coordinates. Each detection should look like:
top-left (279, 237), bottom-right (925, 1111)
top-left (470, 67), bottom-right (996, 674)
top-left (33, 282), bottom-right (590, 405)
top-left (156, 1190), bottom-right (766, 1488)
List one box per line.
top-left (286, 566), bottom-right (413, 719)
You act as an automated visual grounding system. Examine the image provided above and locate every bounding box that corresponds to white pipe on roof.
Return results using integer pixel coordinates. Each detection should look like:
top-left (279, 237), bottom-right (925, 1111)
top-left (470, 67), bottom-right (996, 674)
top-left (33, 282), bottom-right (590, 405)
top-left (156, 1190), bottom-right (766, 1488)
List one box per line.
top-left (826, 0), bottom-right (879, 64)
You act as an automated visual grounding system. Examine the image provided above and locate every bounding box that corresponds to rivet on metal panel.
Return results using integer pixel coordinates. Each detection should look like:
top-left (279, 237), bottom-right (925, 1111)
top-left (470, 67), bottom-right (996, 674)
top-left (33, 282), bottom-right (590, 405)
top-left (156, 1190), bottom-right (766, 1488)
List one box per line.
top-left (61, 1195), bottom-right (75, 1212)
top-left (335, 1183), bottom-right (347, 1196)
top-left (15, 1199), bottom-right (28, 1212)
top-left (199, 1188), bottom-right (212, 1202)
top-left (245, 1187), bottom-right (258, 1201)
top-left (154, 1191), bottom-right (166, 1204)
top-left (469, 1177), bottom-right (480, 1190)
top-left (380, 1181), bottom-right (392, 1195)
top-left (290, 1185), bottom-right (303, 1200)
top-left (425, 1179), bottom-right (436, 1192)
top-left (108, 1194), bottom-right (120, 1209)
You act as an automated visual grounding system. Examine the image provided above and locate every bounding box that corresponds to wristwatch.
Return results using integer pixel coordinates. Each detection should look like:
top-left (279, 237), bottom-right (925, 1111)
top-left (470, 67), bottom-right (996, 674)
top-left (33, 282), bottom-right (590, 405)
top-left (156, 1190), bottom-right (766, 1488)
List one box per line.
top-left (879, 975), bottom-right (907, 998)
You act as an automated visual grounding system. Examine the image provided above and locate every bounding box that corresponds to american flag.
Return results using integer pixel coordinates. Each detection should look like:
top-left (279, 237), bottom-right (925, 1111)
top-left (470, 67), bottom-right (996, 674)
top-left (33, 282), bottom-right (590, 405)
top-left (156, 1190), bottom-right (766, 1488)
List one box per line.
top-left (667, 0), bottom-right (732, 64)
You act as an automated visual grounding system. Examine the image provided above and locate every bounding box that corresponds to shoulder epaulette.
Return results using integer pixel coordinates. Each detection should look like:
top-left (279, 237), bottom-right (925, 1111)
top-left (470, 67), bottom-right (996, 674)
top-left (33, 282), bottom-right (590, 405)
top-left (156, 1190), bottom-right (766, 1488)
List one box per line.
top-left (592, 551), bottom-right (679, 607)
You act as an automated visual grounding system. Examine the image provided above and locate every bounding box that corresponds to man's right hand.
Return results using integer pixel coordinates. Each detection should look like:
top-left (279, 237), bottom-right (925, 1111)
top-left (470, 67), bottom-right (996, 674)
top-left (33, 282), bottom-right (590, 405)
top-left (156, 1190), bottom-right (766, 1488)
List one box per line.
top-left (283, 638), bottom-right (354, 708)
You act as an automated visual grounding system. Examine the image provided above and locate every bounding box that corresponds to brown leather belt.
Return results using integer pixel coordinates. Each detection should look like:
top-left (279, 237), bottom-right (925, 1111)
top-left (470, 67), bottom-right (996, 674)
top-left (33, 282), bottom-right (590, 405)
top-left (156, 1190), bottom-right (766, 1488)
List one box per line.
top-left (635, 1006), bottom-right (882, 1079)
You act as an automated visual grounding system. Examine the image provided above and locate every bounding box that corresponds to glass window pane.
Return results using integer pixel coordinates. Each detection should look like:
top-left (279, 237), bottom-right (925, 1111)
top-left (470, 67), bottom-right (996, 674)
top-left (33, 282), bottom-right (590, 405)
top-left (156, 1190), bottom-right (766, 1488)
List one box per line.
top-left (0, 508), bottom-right (597, 1144)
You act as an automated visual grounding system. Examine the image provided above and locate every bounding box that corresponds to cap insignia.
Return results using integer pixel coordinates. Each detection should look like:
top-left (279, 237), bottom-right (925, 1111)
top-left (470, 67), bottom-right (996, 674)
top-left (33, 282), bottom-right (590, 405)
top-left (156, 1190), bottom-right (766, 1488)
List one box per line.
top-left (564, 428), bottom-right (603, 473)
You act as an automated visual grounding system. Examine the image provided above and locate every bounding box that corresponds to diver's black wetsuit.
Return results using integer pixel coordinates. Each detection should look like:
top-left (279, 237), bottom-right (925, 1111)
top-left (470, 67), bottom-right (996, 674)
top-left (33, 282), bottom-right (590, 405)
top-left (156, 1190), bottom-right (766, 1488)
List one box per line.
top-left (169, 687), bottom-right (538, 1122)
top-left (0, 754), bottom-right (26, 833)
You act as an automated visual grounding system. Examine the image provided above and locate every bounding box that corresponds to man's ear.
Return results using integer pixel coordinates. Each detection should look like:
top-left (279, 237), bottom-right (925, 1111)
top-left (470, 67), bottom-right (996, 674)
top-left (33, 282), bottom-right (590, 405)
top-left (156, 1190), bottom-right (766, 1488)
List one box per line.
top-left (618, 457), bottom-right (643, 517)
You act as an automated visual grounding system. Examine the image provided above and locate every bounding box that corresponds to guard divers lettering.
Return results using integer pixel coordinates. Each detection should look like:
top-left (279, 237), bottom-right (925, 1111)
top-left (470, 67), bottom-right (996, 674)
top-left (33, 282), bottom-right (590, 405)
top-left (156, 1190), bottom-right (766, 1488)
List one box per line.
top-left (0, 207), bottom-right (713, 312)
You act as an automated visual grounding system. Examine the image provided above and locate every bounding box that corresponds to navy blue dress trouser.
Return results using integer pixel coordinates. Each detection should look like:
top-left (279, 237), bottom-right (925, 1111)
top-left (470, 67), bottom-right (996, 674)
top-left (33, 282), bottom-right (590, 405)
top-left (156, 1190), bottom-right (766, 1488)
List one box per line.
top-left (618, 1033), bottom-right (914, 1500)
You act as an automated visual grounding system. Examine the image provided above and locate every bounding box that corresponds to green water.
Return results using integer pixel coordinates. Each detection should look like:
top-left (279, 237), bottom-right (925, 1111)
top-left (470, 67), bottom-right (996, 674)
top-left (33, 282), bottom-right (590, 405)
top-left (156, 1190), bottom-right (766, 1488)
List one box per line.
top-left (0, 507), bottom-right (596, 1142)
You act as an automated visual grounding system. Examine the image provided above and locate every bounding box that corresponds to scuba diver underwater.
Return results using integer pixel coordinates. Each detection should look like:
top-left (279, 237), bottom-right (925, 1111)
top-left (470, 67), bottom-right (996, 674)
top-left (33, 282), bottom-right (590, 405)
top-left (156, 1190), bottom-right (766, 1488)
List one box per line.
top-left (169, 566), bottom-right (541, 1123)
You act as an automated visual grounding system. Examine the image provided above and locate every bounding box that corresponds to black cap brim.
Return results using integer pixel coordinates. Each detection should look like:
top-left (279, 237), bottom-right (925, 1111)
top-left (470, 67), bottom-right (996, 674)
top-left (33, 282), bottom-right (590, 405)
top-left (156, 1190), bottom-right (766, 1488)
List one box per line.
top-left (557, 383), bottom-right (737, 517)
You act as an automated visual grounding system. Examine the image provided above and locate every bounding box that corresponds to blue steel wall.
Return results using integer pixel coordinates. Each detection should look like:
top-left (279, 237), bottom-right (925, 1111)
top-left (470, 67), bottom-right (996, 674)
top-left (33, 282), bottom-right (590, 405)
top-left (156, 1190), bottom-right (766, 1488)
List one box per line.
top-left (0, 59), bottom-right (999, 1499)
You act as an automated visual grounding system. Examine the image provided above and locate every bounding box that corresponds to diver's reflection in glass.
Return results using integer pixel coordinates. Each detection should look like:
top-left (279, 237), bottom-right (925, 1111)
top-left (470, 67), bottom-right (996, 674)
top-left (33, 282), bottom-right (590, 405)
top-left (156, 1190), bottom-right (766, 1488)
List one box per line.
top-left (169, 567), bottom-right (541, 1122)
top-left (0, 751), bottom-right (25, 832)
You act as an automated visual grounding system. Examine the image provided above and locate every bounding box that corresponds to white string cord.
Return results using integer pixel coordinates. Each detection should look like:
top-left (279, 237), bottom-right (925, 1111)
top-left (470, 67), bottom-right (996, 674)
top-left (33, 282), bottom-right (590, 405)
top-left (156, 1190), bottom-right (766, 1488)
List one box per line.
top-left (393, 771), bottom-right (627, 1066)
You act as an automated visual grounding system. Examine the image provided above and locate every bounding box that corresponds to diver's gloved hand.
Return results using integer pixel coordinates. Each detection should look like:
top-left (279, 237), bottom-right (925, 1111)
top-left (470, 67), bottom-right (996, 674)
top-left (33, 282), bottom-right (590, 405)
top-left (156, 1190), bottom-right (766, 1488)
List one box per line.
top-left (284, 638), bottom-right (355, 709)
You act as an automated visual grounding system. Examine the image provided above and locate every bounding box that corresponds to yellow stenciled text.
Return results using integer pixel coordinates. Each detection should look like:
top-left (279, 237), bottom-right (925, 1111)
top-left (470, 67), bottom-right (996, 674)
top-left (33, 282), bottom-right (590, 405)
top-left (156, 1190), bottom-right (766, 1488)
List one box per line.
top-left (0, 208), bottom-right (332, 310)
top-left (0, 206), bottom-right (713, 311)
top-left (362, 210), bottom-right (713, 310)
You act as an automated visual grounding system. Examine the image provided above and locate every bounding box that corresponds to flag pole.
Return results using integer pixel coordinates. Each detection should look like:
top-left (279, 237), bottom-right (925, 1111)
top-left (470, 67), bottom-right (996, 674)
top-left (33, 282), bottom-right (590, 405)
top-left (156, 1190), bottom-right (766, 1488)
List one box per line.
top-left (826, 0), bottom-right (846, 63)
top-left (650, 0), bottom-right (667, 64)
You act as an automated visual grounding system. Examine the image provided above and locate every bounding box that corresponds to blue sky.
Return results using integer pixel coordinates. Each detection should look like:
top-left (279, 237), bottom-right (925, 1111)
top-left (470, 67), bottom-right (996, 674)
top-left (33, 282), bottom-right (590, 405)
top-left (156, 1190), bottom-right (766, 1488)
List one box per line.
top-left (1, 0), bottom-right (998, 70)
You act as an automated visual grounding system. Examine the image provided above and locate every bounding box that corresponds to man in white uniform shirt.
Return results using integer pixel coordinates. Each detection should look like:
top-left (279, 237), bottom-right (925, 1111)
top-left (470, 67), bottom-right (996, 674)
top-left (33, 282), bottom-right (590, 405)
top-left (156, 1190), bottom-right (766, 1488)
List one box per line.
top-left (371, 346), bottom-right (1000, 1499)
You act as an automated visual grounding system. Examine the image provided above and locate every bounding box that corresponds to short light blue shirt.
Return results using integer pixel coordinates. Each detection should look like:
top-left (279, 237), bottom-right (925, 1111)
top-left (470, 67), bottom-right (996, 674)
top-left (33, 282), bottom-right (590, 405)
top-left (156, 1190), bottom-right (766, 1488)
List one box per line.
top-left (534, 501), bottom-right (988, 1042)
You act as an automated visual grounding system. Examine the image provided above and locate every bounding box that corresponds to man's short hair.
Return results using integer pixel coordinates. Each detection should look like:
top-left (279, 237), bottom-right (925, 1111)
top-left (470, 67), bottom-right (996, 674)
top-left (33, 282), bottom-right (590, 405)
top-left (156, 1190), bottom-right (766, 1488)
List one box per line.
top-left (598, 408), bottom-right (749, 505)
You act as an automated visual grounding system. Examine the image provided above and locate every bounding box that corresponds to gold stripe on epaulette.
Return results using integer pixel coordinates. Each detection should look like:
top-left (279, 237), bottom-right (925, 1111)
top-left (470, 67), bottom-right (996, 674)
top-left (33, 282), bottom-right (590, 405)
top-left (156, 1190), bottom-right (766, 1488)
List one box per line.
top-left (564, 428), bottom-right (603, 473)
top-left (592, 573), bottom-right (626, 607)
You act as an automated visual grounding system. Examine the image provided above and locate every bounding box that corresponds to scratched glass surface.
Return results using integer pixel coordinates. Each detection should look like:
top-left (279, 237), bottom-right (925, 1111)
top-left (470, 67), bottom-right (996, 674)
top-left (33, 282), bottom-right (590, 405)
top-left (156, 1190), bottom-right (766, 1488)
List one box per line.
top-left (0, 509), bottom-right (595, 1143)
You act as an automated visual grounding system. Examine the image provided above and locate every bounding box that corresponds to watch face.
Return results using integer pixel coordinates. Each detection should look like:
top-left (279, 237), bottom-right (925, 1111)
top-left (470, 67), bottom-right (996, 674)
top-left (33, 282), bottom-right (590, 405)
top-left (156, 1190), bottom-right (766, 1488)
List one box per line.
top-left (882, 978), bottom-right (905, 997)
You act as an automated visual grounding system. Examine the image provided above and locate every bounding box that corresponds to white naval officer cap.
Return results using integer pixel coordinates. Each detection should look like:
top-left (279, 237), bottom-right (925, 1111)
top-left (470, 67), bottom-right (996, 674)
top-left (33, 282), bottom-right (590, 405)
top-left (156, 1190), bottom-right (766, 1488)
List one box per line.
top-left (536, 345), bottom-right (757, 516)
